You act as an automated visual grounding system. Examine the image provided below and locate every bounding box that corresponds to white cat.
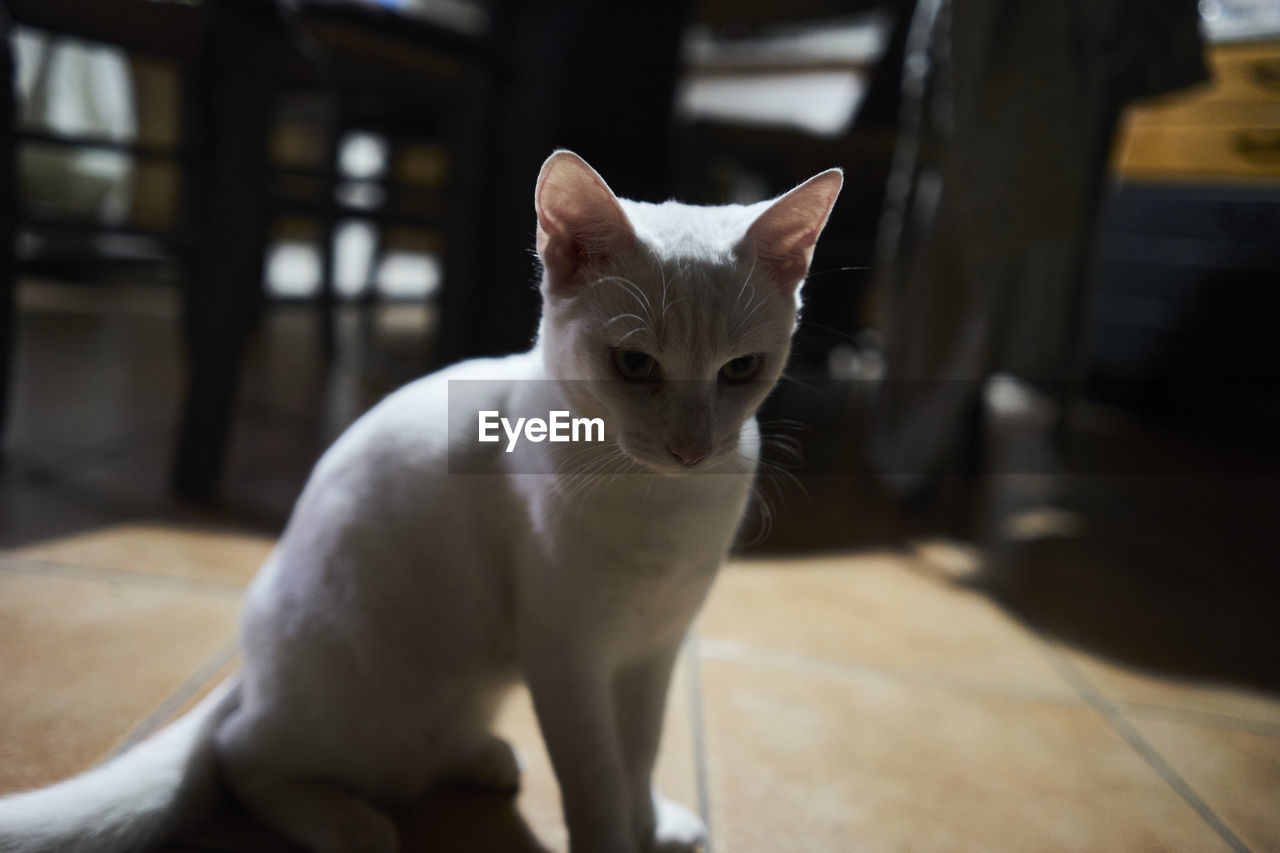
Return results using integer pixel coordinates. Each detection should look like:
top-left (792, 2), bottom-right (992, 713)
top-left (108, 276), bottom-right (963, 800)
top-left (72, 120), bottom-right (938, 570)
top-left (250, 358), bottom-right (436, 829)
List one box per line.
top-left (0, 151), bottom-right (841, 853)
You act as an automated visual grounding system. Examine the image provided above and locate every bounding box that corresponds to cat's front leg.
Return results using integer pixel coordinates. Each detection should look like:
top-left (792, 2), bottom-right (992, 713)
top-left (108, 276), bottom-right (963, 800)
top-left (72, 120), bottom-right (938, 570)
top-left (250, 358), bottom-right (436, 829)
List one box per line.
top-left (523, 639), bottom-right (636, 853)
top-left (616, 645), bottom-right (707, 853)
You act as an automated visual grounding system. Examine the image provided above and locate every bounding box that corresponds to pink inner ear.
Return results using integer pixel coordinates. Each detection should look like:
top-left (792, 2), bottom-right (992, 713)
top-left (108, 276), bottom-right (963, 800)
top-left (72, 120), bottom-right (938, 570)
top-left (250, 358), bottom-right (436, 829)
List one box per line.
top-left (752, 212), bottom-right (823, 282)
top-left (537, 225), bottom-right (585, 279)
top-left (535, 152), bottom-right (634, 285)
top-left (744, 170), bottom-right (843, 289)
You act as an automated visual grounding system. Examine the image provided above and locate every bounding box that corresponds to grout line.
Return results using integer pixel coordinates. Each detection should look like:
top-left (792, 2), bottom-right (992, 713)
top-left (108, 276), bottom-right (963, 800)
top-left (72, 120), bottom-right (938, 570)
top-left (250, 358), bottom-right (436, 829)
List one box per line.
top-left (111, 639), bottom-right (240, 757)
top-left (1120, 702), bottom-right (1280, 739)
top-left (1037, 638), bottom-right (1253, 853)
top-left (684, 632), bottom-right (715, 853)
top-left (698, 637), bottom-right (1084, 707)
top-left (0, 555), bottom-right (247, 599)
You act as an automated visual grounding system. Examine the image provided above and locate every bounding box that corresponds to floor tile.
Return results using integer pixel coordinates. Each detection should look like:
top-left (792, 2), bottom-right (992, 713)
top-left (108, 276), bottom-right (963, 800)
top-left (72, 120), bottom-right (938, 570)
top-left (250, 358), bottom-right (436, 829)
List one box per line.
top-left (1131, 717), bottom-right (1280, 852)
top-left (0, 569), bottom-right (240, 795)
top-left (9, 522), bottom-right (275, 588)
top-left (700, 554), bottom-right (1073, 697)
top-left (698, 656), bottom-right (1233, 852)
top-left (143, 653), bottom-right (242, 738)
top-left (1065, 650), bottom-right (1280, 730)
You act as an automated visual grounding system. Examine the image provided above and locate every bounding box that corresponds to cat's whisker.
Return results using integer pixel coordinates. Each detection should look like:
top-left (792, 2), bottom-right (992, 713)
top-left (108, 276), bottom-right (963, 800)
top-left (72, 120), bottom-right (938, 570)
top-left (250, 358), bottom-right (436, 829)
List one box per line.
top-left (560, 449), bottom-right (635, 519)
top-left (800, 264), bottom-right (871, 284)
top-left (596, 276), bottom-right (653, 320)
top-left (732, 421), bottom-right (812, 546)
top-left (604, 456), bottom-right (637, 487)
top-left (656, 254), bottom-right (670, 322)
top-left (760, 432), bottom-right (805, 458)
top-left (741, 481), bottom-right (775, 547)
top-left (731, 289), bottom-right (756, 334)
top-left (760, 459), bottom-right (807, 501)
top-left (554, 442), bottom-right (615, 475)
top-left (603, 312), bottom-right (648, 329)
top-left (660, 296), bottom-right (690, 320)
top-left (744, 458), bottom-right (804, 546)
top-left (554, 468), bottom-right (610, 521)
top-left (760, 447), bottom-right (804, 472)
top-left (545, 456), bottom-right (612, 511)
top-left (732, 292), bottom-right (773, 336)
top-left (795, 319), bottom-right (861, 345)
top-left (733, 256), bottom-right (758, 312)
top-left (776, 370), bottom-right (820, 392)
top-left (614, 326), bottom-right (650, 345)
top-left (561, 452), bottom-right (618, 485)
top-left (558, 448), bottom-right (628, 501)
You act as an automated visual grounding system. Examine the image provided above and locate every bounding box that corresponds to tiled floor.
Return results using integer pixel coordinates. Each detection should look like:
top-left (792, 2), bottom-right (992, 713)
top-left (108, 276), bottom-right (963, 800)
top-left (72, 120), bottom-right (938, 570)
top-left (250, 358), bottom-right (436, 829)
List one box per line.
top-left (2, 282), bottom-right (1278, 851)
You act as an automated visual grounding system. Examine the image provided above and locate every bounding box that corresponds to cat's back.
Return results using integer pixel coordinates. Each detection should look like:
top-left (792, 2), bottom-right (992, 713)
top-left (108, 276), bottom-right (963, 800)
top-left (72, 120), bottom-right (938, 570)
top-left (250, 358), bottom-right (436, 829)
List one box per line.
top-left (272, 352), bottom-right (539, 561)
top-left (243, 353), bottom-right (539, 640)
top-left (318, 351), bottom-right (539, 479)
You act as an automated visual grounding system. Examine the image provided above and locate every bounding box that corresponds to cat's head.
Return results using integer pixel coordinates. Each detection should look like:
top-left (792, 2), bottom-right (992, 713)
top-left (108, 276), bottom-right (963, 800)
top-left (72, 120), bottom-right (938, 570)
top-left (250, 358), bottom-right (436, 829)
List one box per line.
top-left (534, 150), bottom-right (841, 475)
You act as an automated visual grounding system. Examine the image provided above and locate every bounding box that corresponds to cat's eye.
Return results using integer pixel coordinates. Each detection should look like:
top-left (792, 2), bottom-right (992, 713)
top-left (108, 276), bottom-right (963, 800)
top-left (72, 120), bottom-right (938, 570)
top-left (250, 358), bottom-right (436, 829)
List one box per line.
top-left (613, 348), bottom-right (660, 381)
top-left (720, 354), bottom-right (762, 382)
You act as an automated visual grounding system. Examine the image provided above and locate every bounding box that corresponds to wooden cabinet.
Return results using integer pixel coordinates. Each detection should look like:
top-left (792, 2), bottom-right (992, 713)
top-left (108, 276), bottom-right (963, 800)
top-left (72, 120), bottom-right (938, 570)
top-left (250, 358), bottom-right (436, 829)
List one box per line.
top-left (1113, 40), bottom-right (1280, 183)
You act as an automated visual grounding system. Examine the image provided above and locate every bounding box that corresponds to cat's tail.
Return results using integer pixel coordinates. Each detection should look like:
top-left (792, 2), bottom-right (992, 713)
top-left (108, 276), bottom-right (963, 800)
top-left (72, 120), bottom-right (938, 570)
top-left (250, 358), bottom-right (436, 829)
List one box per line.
top-left (0, 676), bottom-right (241, 853)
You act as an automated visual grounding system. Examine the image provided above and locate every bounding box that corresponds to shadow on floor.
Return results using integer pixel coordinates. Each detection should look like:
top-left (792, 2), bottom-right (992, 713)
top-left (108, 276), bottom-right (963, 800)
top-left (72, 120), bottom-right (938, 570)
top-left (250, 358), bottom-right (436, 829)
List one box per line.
top-left (172, 787), bottom-right (551, 853)
top-left (744, 378), bottom-right (1280, 698)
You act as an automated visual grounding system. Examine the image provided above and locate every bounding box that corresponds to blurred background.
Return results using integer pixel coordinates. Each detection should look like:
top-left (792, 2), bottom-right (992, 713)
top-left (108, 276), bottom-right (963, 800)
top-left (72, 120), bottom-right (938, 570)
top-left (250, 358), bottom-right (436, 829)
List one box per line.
top-left (0, 1), bottom-right (1278, 851)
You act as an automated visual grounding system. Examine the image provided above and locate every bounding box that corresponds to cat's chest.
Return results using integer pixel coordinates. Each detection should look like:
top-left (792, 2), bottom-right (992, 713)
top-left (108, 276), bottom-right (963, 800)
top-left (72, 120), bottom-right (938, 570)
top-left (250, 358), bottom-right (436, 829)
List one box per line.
top-left (529, 476), bottom-right (746, 606)
top-left (545, 473), bottom-right (742, 547)
top-left (514, 469), bottom-right (750, 652)
top-left (534, 516), bottom-right (719, 648)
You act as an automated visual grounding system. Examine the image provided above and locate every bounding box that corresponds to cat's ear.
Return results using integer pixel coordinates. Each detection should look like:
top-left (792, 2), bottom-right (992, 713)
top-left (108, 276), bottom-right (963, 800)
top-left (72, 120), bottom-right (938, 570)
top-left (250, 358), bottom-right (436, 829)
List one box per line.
top-left (741, 169), bottom-right (843, 290)
top-left (535, 150), bottom-right (635, 288)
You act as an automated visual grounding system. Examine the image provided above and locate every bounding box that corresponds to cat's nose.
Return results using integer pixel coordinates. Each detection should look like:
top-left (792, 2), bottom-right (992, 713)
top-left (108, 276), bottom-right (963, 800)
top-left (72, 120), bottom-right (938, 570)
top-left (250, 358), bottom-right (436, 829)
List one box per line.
top-left (668, 442), bottom-right (708, 466)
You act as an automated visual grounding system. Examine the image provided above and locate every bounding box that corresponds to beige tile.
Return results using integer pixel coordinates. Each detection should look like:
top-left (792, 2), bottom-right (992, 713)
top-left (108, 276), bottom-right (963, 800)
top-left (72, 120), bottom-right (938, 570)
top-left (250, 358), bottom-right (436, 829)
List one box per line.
top-left (149, 654), bottom-right (242, 732)
top-left (0, 569), bottom-right (240, 795)
top-left (654, 654), bottom-right (702, 813)
top-left (1131, 717), bottom-right (1280, 852)
top-left (8, 522), bottom-right (275, 587)
top-left (701, 554), bottom-right (1072, 696)
top-left (492, 653), bottom-right (702, 853)
top-left (700, 656), bottom-right (1232, 852)
top-left (1065, 650), bottom-right (1280, 728)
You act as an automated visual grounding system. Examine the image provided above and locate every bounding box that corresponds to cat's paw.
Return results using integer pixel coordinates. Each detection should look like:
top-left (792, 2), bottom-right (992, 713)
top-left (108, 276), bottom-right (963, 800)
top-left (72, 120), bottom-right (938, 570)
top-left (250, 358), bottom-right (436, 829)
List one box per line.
top-left (448, 735), bottom-right (522, 793)
top-left (647, 795), bottom-right (707, 853)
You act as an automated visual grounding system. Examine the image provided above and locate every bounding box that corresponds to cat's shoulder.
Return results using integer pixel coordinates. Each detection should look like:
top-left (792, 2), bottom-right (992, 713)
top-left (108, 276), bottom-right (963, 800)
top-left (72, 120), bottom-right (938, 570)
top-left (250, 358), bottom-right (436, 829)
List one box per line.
top-left (315, 352), bottom-right (541, 478)
top-left (353, 351), bottom-right (542, 437)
